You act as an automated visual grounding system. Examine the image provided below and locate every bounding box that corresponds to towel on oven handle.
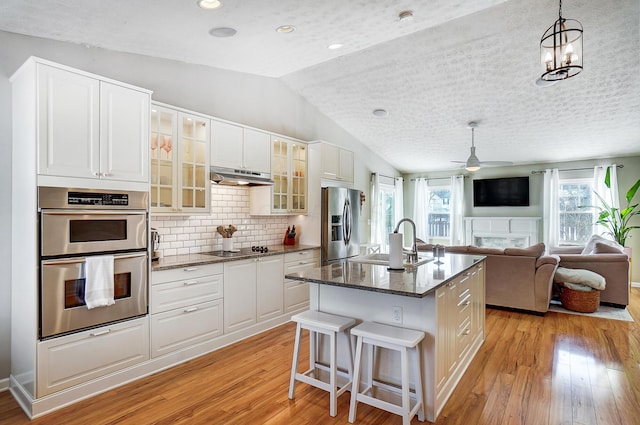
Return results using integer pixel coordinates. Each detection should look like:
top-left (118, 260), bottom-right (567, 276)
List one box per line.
top-left (84, 255), bottom-right (115, 309)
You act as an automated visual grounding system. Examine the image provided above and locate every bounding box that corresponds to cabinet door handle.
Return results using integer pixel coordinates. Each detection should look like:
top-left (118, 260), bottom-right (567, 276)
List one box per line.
top-left (102, 172), bottom-right (113, 177)
top-left (90, 329), bottom-right (111, 337)
top-left (93, 172), bottom-right (100, 176)
top-left (184, 307), bottom-right (199, 313)
top-left (463, 329), bottom-right (471, 336)
top-left (183, 267), bottom-right (199, 272)
top-left (183, 280), bottom-right (199, 286)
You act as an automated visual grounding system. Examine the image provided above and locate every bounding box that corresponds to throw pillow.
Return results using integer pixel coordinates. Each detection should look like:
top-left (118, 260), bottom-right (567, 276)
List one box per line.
top-left (592, 241), bottom-right (624, 254)
top-left (580, 234), bottom-right (622, 254)
top-left (554, 266), bottom-right (606, 290)
top-left (504, 243), bottom-right (545, 258)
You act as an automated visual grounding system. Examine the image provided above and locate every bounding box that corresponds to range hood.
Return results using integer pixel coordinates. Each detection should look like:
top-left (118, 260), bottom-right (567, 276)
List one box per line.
top-left (209, 166), bottom-right (274, 186)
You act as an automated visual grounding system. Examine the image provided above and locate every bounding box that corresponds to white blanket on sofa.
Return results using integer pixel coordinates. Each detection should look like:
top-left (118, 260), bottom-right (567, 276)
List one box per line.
top-left (555, 267), bottom-right (606, 290)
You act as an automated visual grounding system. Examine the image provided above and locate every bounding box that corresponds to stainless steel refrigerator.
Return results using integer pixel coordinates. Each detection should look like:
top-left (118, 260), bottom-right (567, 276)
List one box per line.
top-left (321, 187), bottom-right (360, 264)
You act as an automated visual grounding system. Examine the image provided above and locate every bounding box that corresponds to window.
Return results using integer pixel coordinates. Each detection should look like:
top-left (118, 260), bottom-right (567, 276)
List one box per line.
top-left (558, 178), bottom-right (595, 244)
top-left (379, 181), bottom-right (397, 252)
top-left (428, 187), bottom-right (451, 240)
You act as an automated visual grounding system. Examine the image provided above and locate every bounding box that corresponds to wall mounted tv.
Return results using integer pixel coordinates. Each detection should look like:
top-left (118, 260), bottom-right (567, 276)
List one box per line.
top-left (473, 176), bottom-right (530, 207)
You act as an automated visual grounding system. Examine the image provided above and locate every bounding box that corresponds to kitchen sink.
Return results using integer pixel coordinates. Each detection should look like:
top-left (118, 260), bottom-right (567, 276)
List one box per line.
top-left (349, 252), bottom-right (433, 268)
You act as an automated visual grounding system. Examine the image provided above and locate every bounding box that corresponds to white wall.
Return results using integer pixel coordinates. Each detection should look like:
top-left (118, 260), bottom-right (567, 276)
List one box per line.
top-left (404, 155), bottom-right (640, 281)
top-left (0, 30), bottom-right (399, 383)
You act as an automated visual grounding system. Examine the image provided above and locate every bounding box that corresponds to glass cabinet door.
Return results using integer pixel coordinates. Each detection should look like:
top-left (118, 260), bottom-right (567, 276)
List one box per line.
top-left (271, 137), bottom-right (289, 213)
top-left (179, 112), bottom-right (209, 212)
top-left (150, 106), bottom-right (177, 211)
top-left (270, 136), bottom-right (307, 214)
top-left (290, 143), bottom-right (307, 212)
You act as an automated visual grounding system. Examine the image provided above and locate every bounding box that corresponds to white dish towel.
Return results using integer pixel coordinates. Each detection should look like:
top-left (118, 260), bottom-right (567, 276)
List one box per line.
top-left (84, 255), bottom-right (115, 309)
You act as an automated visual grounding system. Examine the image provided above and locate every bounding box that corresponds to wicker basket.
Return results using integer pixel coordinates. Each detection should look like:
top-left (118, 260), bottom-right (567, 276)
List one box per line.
top-left (560, 284), bottom-right (600, 313)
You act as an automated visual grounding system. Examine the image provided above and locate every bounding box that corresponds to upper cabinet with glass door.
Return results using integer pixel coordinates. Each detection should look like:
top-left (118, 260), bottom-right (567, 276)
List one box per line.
top-left (251, 136), bottom-right (307, 215)
top-left (150, 103), bottom-right (210, 214)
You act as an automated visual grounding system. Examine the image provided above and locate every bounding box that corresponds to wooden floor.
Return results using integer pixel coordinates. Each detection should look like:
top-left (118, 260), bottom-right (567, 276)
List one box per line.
top-left (2, 288), bottom-right (640, 425)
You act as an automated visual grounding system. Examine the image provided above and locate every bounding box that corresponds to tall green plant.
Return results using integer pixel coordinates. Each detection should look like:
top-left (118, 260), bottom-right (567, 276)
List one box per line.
top-left (589, 167), bottom-right (640, 246)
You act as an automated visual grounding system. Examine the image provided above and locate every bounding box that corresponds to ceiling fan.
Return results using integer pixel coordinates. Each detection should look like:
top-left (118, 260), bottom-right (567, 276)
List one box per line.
top-left (452, 122), bottom-right (513, 172)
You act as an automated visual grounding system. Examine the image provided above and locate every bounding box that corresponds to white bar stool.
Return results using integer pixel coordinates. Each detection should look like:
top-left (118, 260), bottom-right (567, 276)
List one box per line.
top-left (348, 321), bottom-right (425, 425)
top-left (288, 310), bottom-right (356, 417)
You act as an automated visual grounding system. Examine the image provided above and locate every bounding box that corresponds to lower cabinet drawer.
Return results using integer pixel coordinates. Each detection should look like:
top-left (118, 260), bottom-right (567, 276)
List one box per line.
top-left (37, 317), bottom-right (149, 397)
top-left (151, 300), bottom-right (223, 358)
top-left (151, 274), bottom-right (223, 314)
top-left (284, 280), bottom-right (310, 312)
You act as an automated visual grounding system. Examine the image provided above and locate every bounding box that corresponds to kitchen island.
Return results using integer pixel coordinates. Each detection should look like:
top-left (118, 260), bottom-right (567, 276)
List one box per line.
top-left (286, 253), bottom-right (486, 422)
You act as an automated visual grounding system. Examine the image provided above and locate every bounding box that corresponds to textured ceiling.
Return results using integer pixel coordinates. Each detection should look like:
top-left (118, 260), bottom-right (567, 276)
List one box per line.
top-left (1, 0), bottom-right (639, 173)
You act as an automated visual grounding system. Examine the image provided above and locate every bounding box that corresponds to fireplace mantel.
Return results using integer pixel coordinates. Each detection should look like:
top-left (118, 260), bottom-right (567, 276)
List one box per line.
top-left (464, 217), bottom-right (541, 249)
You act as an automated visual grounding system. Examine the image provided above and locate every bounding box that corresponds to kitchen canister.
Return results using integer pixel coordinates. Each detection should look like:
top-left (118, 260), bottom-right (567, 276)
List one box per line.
top-left (388, 233), bottom-right (404, 270)
top-left (222, 238), bottom-right (233, 252)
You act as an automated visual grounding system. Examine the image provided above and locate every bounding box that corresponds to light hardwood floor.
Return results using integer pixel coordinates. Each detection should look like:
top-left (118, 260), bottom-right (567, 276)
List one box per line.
top-left (2, 288), bottom-right (640, 425)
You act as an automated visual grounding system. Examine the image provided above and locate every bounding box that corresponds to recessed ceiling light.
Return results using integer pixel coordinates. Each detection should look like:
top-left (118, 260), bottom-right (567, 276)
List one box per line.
top-left (198, 0), bottom-right (222, 10)
top-left (328, 43), bottom-right (343, 50)
top-left (399, 10), bottom-right (414, 21)
top-left (372, 109), bottom-right (388, 117)
top-left (209, 27), bottom-right (237, 37)
top-left (276, 25), bottom-right (296, 33)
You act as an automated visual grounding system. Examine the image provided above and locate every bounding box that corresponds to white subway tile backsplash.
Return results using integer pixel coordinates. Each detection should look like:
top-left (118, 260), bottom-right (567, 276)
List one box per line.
top-left (151, 186), bottom-right (290, 258)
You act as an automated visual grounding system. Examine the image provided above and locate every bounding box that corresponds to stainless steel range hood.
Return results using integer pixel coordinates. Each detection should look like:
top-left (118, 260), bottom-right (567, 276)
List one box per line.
top-left (210, 166), bottom-right (274, 186)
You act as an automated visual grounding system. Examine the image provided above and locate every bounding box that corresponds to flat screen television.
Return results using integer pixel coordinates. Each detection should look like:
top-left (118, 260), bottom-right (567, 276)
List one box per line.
top-left (473, 176), bottom-right (530, 207)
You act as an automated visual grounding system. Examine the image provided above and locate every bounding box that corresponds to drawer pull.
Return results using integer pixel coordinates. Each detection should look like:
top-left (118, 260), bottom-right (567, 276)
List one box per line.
top-left (183, 280), bottom-right (199, 286)
top-left (90, 329), bottom-right (111, 337)
top-left (463, 329), bottom-right (471, 336)
top-left (183, 307), bottom-right (199, 313)
top-left (184, 267), bottom-right (199, 272)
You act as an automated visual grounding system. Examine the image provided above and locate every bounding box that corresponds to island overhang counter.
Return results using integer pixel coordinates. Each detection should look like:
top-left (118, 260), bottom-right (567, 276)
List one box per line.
top-left (285, 253), bottom-right (486, 422)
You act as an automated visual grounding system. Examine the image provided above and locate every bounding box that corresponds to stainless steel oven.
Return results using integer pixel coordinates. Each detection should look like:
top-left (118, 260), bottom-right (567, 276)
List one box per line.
top-left (38, 187), bottom-right (149, 339)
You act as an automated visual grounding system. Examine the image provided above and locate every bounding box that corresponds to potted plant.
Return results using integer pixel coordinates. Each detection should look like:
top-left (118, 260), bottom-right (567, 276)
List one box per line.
top-left (588, 167), bottom-right (640, 247)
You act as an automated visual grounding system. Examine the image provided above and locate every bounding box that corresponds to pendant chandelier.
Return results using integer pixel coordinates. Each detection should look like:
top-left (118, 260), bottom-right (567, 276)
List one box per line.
top-left (540, 0), bottom-right (583, 81)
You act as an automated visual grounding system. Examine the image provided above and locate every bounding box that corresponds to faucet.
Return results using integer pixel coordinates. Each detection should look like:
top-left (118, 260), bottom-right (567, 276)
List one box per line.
top-left (393, 218), bottom-right (418, 263)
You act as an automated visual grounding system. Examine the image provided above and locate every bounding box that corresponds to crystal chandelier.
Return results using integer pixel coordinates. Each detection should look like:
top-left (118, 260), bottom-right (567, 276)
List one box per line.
top-left (540, 0), bottom-right (583, 81)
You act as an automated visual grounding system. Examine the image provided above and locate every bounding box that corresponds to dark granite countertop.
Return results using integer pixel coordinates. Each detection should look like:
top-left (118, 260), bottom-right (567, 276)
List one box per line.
top-left (152, 244), bottom-right (320, 271)
top-left (285, 253), bottom-right (486, 298)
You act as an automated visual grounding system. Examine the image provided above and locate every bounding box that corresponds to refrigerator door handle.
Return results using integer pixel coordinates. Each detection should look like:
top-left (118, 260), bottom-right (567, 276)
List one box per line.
top-left (343, 198), bottom-right (352, 245)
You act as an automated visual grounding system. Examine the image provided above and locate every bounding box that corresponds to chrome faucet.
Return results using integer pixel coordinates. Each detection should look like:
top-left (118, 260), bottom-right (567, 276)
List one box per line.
top-left (393, 218), bottom-right (418, 263)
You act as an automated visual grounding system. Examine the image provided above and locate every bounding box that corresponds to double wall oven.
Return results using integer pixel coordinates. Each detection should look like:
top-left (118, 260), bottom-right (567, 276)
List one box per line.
top-left (38, 187), bottom-right (149, 339)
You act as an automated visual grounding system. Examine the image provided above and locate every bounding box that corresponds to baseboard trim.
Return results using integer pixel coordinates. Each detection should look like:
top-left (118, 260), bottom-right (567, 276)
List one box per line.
top-left (632, 281), bottom-right (640, 288)
top-left (0, 377), bottom-right (9, 392)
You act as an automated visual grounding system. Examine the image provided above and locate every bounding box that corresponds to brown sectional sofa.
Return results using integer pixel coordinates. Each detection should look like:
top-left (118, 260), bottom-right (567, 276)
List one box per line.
top-left (419, 243), bottom-right (559, 313)
top-left (549, 246), bottom-right (630, 307)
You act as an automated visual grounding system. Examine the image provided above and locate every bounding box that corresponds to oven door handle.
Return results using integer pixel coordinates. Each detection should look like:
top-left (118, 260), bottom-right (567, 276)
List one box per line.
top-left (42, 252), bottom-right (147, 265)
top-left (41, 210), bottom-right (147, 215)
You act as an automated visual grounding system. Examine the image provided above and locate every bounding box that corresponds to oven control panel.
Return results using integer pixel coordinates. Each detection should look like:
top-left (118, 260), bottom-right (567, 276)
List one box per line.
top-left (68, 192), bottom-right (129, 206)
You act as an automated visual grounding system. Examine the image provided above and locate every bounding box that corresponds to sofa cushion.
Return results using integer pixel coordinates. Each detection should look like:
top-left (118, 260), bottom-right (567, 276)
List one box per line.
top-left (581, 234), bottom-right (623, 254)
top-left (593, 241), bottom-right (624, 254)
top-left (555, 266), bottom-right (606, 290)
top-left (504, 243), bottom-right (545, 258)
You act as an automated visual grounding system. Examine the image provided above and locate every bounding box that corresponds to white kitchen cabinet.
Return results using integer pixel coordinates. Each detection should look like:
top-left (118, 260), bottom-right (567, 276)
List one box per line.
top-left (243, 128), bottom-right (271, 173)
top-left (434, 263), bottom-right (484, 403)
top-left (151, 300), bottom-right (223, 358)
top-left (37, 63), bottom-right (150, 184)
top-left (223, 259), bottom-right (258, 333)
top-left (150, 102), bottom-right (210, 213)
top-left (210, 121), bottom-right (271, 173)
top-left (36, 317), bottom-right (149, 397)
top-left (250, 136), bottom-right (307, 215)
top-left (256, 255), bottom-right (285, 321)
top-left (284, 249), bottom-right (320, 312)
top-left (150, 263), bottom-right (224, 358)
top-left (321, 142), bottom-right (354, 183)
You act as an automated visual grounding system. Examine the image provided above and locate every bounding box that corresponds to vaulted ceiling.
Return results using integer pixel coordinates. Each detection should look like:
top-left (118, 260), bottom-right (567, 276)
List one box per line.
top-left (2, 0), bottom-right (638, 172)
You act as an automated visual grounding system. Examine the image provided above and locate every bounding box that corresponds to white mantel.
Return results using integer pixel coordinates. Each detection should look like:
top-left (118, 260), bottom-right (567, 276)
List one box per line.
top-left (464, 217), bottom-right (541, 249)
